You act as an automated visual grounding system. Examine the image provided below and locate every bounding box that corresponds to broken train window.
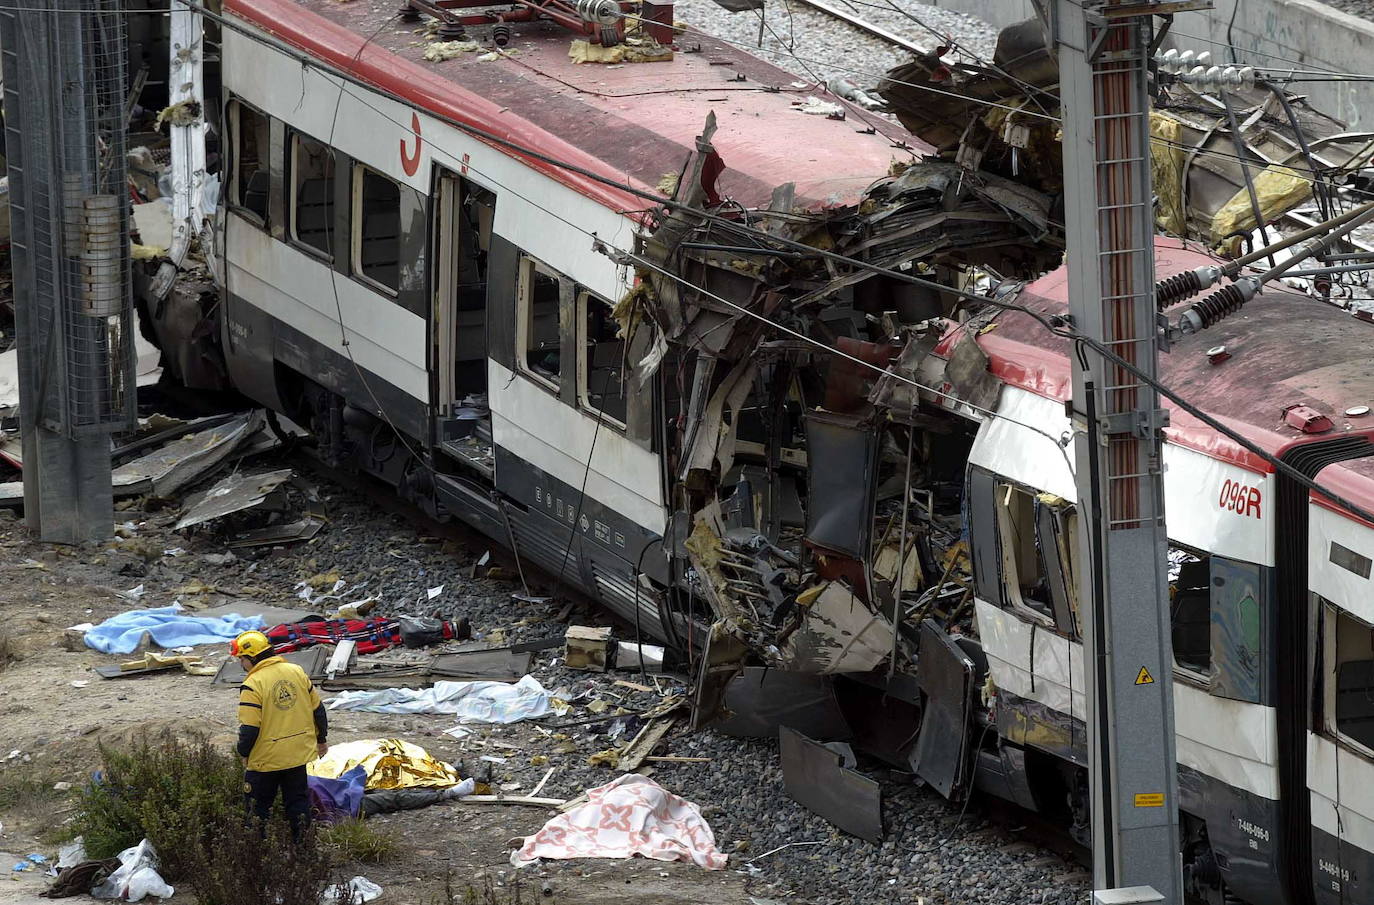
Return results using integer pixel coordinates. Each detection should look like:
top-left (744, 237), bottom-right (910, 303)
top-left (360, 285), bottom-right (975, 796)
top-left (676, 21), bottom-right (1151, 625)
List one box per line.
top-left (578, 290), bottom-right (626, 426)
top-left (1168, 545), bottom-right (1212, 678)
top-left (967, 468), bottom-right (1079, 637)
top-left (290, 133), bottom-right (335, 259)
top-left (230, 99), bottom-right (269, 223)
top-left (517, 255), bottom-right (563, 388)
top-left (351, 166), bottom-right (402, 294)
top-left (1323, 600), bottom-right (1374, 754)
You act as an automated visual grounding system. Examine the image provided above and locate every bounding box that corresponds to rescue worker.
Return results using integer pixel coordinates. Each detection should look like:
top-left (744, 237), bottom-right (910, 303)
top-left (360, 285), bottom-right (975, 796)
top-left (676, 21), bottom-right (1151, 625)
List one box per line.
top-left (231, 630), bottom-right (329, 839)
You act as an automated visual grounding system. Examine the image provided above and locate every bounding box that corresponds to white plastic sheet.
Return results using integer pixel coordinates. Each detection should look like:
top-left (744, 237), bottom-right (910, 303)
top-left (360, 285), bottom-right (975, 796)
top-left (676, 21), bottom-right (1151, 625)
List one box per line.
top-left (324, 876), bottom-right (382, 904)
top-left (327, 674), bottom-right (553, 723)
top-left (90, 840), bottom-right (174, 902)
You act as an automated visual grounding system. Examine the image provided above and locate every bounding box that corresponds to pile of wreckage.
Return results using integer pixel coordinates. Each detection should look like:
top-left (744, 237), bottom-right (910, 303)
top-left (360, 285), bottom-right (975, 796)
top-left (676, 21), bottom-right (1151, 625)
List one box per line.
top-left (608, 14), bottom-right (1374, 813)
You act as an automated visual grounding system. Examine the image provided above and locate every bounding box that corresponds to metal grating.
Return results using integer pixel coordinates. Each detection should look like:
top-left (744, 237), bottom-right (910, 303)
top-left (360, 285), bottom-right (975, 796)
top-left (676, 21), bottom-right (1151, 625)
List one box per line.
top-left (0, 0), bottom-right (136, 438)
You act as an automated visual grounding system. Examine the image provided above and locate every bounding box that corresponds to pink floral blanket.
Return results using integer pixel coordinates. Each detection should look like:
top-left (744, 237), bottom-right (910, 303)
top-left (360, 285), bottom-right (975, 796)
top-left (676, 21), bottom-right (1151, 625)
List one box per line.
top-left (512, 774), bottom-right (727, 870)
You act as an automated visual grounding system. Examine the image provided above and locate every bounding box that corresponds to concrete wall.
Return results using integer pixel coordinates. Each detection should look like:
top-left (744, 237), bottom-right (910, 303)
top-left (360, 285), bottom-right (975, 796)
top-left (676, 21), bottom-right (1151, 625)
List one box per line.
top-left (926, 0), bottom-right (1374, 127)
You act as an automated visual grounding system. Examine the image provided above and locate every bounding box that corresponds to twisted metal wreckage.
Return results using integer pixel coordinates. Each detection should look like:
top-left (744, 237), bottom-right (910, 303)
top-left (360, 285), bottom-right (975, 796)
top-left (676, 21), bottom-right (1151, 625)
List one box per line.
top-left (609, 17), bottom-right (1374, 794)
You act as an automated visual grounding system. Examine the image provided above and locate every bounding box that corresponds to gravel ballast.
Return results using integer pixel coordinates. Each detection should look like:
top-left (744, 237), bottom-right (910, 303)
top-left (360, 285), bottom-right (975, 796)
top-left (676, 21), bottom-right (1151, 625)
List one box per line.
top-left (672, 0), bottom-right (999, 88)
top-left (163, 450), bottom-right (1091, 905)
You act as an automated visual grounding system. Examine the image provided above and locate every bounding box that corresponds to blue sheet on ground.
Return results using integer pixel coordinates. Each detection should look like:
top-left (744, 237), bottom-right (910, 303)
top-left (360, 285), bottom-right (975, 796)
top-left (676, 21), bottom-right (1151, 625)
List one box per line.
top-left (308, 765), bottom-right (367, 822)
top-left (84, 604), bottom-right (266, 654)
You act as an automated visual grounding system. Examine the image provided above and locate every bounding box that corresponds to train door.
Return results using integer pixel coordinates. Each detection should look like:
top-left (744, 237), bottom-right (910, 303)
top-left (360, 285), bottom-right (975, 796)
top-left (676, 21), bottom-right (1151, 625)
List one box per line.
top-left (1306, 500), bottom-right (1374, 905)
top-left (432, 166), bottom-right (496, 476)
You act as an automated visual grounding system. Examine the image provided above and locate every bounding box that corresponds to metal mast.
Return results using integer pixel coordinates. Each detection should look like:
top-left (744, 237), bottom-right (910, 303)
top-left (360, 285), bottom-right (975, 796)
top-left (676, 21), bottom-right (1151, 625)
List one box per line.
top-left (0, 0), bottom-right (137, 543)
top-left (1047, 1), bottom-right (1187, 901)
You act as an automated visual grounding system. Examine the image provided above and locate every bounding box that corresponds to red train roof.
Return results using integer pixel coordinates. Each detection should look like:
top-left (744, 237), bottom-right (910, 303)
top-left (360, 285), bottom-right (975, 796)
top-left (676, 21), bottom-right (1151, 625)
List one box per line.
top-left (226, 0), bottom-right (930, 212)
top-left (976, 236), bottom-right (1374, 510)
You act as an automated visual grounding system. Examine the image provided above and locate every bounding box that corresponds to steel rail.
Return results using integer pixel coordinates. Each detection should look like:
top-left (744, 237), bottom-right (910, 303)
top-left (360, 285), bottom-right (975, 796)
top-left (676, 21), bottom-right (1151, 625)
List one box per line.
top-left (788, 0), bottom-right (933, 57)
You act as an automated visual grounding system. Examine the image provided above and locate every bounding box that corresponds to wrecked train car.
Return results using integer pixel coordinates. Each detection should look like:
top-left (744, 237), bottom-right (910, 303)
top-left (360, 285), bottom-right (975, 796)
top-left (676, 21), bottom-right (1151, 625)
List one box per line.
top-left (140, 3), bottom-right (1374, 905)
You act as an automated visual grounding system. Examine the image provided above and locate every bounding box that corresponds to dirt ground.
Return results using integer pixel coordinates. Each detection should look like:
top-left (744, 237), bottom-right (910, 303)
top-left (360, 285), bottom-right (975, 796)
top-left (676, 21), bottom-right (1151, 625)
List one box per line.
top-left (0, 518), bottom-right (759, 905)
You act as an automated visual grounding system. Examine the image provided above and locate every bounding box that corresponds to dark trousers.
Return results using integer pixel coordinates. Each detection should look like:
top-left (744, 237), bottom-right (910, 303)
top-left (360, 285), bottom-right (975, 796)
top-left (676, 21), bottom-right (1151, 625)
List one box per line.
top-left (244, 765), bottom-right (311, 840)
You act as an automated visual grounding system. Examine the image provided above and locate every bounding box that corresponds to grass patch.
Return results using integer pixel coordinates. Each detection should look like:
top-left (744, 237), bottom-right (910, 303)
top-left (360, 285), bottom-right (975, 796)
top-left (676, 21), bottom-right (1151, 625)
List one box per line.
top-left (72, 731), bottom-right (335, 905)
top-left (0, 627), bottom-right (15, 670)
top-left (318, 817), bottom-right (397, 864)
top-left (0, 769), bottom-right (67, 812)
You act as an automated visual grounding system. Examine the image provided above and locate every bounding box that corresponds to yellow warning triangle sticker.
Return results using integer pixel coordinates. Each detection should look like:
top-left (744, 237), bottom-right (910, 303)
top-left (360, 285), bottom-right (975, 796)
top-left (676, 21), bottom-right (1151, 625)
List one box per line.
top-left (1135, 666), bottom-right (1155, 686)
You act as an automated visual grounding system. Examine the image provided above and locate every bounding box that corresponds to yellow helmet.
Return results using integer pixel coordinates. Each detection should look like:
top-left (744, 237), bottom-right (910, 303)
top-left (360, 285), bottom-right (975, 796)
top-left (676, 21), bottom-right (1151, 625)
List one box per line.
top-left (230, 630), bottom-right (272, 659)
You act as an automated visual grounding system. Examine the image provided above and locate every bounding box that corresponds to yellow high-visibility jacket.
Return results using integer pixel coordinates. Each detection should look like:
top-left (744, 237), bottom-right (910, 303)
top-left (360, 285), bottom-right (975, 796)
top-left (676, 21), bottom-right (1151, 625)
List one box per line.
top-left (238, 656), bottom-right (323, 772)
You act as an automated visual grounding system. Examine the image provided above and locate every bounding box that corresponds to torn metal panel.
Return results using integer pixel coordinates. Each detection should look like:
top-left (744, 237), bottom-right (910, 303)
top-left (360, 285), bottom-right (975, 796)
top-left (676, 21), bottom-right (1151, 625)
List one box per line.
top-left (911, 620), bottom-right (978, 800)
top-left (780, 580), bottom-right (895, 674)
top-left (714, 667), bottom-right (853, 741)
top-left (973, 743), bottom-right (1039, 812)
top-left (430, 647), bottom-right (534, 681)
top-left (780, 725), bottom-right (883, 842)
top-left (803, 411), bottom-right (879, 559)
top-left (111, 410), bottom-right (264, 498)
top-left (227, 515), bottom-right (325, 548)
top-left (869, 324), bottom-right (943, 414)
top-left (681, 357), bottom-right (757, 486)
top-left (942, 332), bottom-right (1001, 413)
top-left (174, 468), bottom-right (294, 530)
top-left (690, 619), bottom-right (750, 730)
top-left (212, 646), bottom-right (329, 685)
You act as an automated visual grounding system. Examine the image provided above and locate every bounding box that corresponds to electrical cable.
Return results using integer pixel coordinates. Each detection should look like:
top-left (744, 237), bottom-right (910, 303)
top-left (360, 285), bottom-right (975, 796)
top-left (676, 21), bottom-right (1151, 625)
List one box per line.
top-left (200, 0), bottom-right (1374, 532)
top-left (190, 0), bottom-right (1374, 250)
top-left (324, 49), bottom-right (1374, 529)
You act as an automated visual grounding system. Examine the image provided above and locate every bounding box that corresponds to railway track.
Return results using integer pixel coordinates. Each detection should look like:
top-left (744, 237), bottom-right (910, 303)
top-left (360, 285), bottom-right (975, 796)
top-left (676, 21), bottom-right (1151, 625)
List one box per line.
top-left (789, 0), bottom-right (935, 56)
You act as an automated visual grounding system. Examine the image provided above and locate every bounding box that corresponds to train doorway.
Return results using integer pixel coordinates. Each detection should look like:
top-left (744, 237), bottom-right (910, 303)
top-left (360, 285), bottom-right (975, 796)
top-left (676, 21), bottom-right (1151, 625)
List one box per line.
top-left (432, 166), bottom-right (497, 476)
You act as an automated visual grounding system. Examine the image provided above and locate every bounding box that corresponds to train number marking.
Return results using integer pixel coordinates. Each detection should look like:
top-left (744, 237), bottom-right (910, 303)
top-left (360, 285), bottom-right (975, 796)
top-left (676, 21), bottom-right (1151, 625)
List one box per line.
top-left (401, 112), bottom-right (423, 177)
top-left (1318, 859), bottom-right (1350, 891)
top-left (1218, 478), bottom-right (1262, 519)
top-left (1236, 818), bottom-right (1269, 851)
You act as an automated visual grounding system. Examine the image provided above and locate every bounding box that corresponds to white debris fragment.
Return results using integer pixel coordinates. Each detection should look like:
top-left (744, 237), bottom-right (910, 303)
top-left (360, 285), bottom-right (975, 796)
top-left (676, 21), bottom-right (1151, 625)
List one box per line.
top-left (118, 584), bottom-right (146, 601)
top-left (794, 96), bottom-right (843, 116)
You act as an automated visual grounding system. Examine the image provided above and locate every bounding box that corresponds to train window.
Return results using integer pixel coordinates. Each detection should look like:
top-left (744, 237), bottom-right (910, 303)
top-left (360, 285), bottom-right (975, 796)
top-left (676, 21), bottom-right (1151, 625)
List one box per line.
top-left (1209, 557), bottom-right (1263, 703)
top-left (517, 256), bottom-right (564, 388)
top-left (1326, 603), bottom-right (1374, 753)
top-left (579, 291), bottom-right (626, 425)
top-left (290, 134), bottom-right (335, 259)
top-left (1169, 546), bottom-right (1212, 677)
top-left (967, 466), bottom-right (1002, 604)
top-left (230, 101), bottom-right (269, 222)
top-left (352, 165), bottom-right (401, 294)
top-left (992, 482), bottom-right (1056, 626)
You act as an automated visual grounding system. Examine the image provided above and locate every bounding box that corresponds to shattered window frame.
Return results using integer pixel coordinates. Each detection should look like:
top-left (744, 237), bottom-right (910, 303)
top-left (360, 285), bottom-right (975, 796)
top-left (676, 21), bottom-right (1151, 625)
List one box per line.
top-left (991, 480), bottom-right (1058, 631)
top-left (288, 131), bottom-right (336, 261)
top-left (1321, 599), bottom-right (1374, 758)
top-left (515, 254), bottom-right (566, 392)
top-left (576, 289), bottom-right (627, 430)
top-left (1168, 542), bottom-right (1213, 684)
top-left (228, 98), bottom-right (270, 226)
top-left (350, 163), bottom-right (402, 297)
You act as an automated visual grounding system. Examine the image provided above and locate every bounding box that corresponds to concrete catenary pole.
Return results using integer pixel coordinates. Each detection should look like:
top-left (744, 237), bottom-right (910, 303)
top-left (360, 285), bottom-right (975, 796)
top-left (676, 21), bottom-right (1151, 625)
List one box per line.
top-left (0, 0), bottom-right (136, 543)
top-left (1047, 1), bottom-right (1186, 901)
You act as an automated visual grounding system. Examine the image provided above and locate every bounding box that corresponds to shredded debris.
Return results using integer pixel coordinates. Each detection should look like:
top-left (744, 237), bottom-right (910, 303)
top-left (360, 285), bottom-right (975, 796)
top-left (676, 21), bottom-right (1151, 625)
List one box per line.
top-left (422, 39), bottom-right (481, 62)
